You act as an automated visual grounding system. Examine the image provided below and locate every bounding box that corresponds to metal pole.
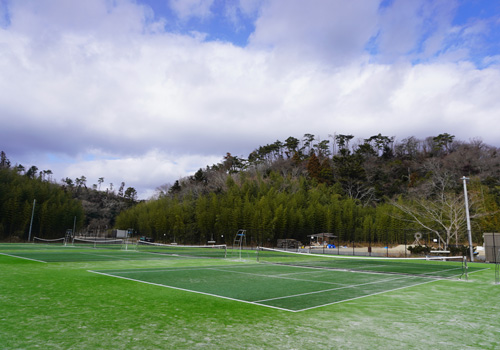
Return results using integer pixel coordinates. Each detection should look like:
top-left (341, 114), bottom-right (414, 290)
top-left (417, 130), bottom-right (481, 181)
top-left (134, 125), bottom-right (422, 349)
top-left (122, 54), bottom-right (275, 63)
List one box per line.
top-left (493, 232), bottom-right (497, 264)
top-left (462, 176), bottom-right (474, 262)
top-left (404, 230), bottom-right (407, 258)
top-left (28, 199), bottom-right (36, 242)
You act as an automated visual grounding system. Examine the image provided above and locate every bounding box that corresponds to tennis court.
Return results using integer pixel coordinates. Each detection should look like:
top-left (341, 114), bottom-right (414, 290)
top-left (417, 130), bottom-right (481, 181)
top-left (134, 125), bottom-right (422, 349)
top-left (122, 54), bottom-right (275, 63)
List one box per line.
top-left (90, 251), bottom-right (482, 312)
top-left (1, 242), bottom-right (498, 349)
top-left (0, 244), bottom-right (217, 263)
top-left (0, 241), bottom-right (228, 263)
top-left (0, 243), bottom-right (486, 312)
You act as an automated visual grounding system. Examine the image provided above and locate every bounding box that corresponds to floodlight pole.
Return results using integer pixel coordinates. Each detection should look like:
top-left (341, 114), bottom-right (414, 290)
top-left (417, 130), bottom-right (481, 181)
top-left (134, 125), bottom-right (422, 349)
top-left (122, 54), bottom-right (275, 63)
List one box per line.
top-left (461, 176), bottom-right (474, 262)
top-left (28, 199), bottom-right (36, 242)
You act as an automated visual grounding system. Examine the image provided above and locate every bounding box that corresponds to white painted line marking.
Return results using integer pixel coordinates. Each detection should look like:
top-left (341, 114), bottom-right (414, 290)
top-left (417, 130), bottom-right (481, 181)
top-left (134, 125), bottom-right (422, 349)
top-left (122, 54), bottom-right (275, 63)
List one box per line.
top-left (0, 252), bottom-right (47, 263)
top-left (88, 269), bottom-right (297, 313)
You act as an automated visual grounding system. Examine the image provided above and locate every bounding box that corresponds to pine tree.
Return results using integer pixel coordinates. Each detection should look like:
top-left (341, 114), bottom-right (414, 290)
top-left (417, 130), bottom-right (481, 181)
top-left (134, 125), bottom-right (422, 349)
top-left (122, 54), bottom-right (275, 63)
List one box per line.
top-left (306, 152), bottom-right (321, 181)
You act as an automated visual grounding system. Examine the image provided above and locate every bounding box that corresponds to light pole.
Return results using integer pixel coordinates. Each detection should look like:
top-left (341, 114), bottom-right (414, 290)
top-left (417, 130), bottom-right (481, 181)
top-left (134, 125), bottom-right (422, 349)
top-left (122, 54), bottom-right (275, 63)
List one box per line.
top-left (461, 176), bottom-right (474, 262)
top-left (28, 199), bottom-right (36, 242)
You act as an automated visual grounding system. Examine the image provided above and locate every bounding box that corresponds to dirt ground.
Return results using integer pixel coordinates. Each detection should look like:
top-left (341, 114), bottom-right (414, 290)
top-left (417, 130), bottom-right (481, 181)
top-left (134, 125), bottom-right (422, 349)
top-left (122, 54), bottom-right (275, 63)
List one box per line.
top-left (314, 244), bottom-right (486, 260)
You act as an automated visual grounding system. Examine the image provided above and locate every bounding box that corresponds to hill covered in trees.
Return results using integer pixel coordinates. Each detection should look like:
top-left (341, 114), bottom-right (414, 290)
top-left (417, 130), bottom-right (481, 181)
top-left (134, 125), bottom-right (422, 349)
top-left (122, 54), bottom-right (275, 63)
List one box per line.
top-left (115, 133), bottom-right (500, 247)
top-left (0, 151), bottom-right (137, 240)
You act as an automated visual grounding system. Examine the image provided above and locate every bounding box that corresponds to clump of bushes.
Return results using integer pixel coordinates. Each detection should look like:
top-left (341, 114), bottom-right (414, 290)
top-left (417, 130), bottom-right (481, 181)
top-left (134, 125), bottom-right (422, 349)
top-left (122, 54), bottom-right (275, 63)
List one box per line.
top-left (407, 245), bottom-right (431, 255)
top-left (408, 244), bottom-right (476, 257)
top-left (448, 245), bottom-right (475, 256)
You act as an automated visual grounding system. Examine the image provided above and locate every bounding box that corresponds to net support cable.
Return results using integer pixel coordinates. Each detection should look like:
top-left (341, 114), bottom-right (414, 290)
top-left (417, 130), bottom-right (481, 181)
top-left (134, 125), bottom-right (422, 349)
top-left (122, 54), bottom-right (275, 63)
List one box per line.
top-left (33, 237), bottom-right (66, 245)
top-left (71, 237), bottom-right (124, 249)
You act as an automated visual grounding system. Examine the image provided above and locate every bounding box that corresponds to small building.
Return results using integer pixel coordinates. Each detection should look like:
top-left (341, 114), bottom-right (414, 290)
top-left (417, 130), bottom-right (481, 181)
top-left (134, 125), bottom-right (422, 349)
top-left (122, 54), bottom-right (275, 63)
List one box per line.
top-left (114, 229), bottom-right (129, 238)
top-left (483, 233), bottom-right (500, 263)
top-left (277, 239), bottom-right (302, 249)
top-left (307, 233), bottom-right (336, 246)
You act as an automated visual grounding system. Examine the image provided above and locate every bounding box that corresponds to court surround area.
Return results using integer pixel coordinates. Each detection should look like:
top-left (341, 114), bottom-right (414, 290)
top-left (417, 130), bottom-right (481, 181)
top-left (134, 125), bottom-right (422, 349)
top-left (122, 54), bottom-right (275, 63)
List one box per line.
top-left (0, 241), bottom-right (486, 313)
top-left (1, 241), bottom-right (499, 349)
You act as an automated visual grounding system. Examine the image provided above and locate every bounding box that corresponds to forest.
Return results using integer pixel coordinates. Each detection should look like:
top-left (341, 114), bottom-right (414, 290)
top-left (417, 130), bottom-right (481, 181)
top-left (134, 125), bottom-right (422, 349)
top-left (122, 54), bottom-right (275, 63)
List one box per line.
top-left (2, 133), bottom-right (500, 247)
top-left (115, 133), bottom-right (500, 248)
top-left (0, 151), bottom-right (136, 240)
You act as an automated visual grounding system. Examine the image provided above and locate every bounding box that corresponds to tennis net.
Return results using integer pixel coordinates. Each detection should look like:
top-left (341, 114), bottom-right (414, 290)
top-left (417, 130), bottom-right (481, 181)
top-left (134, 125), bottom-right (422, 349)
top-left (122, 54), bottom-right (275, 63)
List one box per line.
top-left (72, 238), bottom-right (124, 249)
top-left (33, 237), bottom-right (66, 245)
top-left (136, 241), bottom-right (227, 259)
top-left (257, 247), bottom-right (468, 279)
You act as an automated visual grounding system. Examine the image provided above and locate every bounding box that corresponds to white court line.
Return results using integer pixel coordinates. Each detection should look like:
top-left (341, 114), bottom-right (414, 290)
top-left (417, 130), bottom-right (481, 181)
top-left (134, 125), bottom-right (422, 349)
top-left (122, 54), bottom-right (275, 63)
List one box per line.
top-left (207, 267), bottom-right (346, 286)
top-left (295, 279), bottom-right (439, 312)
top-left (78, 251), bottom-right (134, 260)
top-left (215, 264), bottom-right (460, 312)
top-left (87, 269), bottom-right (297, 313)
top-left (89, 263), bottom-right (474, 313)
top-left (100, 263), bottom-right (261, 275)
top-left (0, 252), bottom-right (47, 263)
top-left (254, 273), bottom-right (427, 303)
top-left (100, 266), bottom-right (222, 274)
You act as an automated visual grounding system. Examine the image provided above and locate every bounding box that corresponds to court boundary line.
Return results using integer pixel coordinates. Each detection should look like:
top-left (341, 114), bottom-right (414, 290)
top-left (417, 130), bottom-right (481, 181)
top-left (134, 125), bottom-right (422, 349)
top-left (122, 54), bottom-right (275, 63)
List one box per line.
top-left (88, 269), bottom-right (297, 313)
top-left (253, 273), bottom-right (432, 303)
top-left (0, 252), bottom-right (47, 263)
top-left (88, 265), bottom-right (455, 312)
top-left (294, 278), bottom-right (439, 312)
top-left (79, 251), bottom-right (135, 260)
top-left (206, 266), bottom-right (347, 286)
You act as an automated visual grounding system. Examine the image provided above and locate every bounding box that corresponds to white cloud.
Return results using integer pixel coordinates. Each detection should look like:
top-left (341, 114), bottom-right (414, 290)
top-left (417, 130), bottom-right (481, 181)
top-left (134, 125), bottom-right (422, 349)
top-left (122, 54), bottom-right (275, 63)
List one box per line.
top-left (224, 0), bottom-right (262, 29)
top-left (249, 0), bottom-right (380, 65)
top-left (375, 0), bottom-right (460, 61)
top-left (6, 0), bottom-right (154, 38)
top-left (45, 150), bottom-right (221, 199)
top-left (169, 0), bottom-right (214, 21)
top-left (1, 0), bottom-right (500, 199)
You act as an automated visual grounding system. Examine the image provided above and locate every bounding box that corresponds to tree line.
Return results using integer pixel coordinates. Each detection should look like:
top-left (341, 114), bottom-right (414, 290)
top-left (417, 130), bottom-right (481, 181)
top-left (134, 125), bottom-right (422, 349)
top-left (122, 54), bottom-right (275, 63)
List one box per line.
top-left (0, 154), bottom-right (84, 240)
top-left (116, 133), bottom-right (500, 247)
top-left (0, 151), bottom-right (137, 240)
top-left (117, 171), bottom-right (408, 246)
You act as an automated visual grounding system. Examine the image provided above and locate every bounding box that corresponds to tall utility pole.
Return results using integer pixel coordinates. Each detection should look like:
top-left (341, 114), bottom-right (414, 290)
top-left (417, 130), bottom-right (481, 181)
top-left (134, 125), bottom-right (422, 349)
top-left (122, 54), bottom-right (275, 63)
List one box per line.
top-left (462, 176), bottom-right (474, 262)
top-left (28, 199), bottom-right (36, 242)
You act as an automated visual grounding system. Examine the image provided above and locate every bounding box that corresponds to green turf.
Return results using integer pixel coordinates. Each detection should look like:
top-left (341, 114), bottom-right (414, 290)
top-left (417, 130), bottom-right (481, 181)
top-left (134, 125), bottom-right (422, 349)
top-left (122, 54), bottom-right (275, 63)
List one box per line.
top-left (256, 248), bottom-right (481, 278)
top-left (92, 264), bottom-right (455, 311)
top-left (1, 243), bottom-right (499, 349)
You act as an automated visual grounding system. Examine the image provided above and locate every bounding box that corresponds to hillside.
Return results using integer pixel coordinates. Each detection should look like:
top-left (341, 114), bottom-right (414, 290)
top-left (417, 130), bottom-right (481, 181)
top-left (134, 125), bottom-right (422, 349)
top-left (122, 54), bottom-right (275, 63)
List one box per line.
top-left (116, 133), bottom-right (500, 247)
top-left (0, 151), bottom-right (136, 240)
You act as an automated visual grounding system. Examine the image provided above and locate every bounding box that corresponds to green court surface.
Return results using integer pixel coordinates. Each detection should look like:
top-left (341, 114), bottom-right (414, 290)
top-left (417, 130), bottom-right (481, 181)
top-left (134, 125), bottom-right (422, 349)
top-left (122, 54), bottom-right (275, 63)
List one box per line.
top-left (0, 242), bottom-right (222, 262)
top-left (1, 243), bottom-right (499, 349)
top-left (91, 263), bottom-right (473, 312)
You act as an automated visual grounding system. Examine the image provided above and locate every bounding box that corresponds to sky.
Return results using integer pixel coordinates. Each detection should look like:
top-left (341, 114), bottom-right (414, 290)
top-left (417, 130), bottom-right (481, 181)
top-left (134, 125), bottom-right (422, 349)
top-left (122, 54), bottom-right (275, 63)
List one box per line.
top-left (1, 0), bottom-right (500, 199)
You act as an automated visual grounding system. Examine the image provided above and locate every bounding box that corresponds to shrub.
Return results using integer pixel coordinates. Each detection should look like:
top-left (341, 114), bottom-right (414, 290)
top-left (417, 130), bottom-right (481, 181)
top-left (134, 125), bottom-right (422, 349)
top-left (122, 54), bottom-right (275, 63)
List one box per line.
top-left (407, 245), bottom-right (431, 255)
top-left (448, 245), bottom-right (475, 256)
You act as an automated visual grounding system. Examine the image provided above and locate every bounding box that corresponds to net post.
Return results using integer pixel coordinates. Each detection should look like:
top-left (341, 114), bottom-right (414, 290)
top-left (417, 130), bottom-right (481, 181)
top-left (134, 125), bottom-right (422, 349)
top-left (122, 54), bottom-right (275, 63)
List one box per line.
top-left (462, 255), bottom-right (468, 281)
top-left (495, 248), bottom-right (500, 285)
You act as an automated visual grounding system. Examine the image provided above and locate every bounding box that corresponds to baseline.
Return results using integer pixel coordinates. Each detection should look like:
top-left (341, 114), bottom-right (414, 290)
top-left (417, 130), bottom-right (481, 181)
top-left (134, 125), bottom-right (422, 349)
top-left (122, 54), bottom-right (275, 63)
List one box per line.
top-left (88, 269), bottom-right (295, 313)
top-left (0, 252), bottom-right (47, 263)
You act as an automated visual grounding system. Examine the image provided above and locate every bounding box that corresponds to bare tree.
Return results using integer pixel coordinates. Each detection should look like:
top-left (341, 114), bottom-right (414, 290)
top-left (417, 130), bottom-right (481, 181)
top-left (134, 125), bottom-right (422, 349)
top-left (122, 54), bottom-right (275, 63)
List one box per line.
top-left (392, 192), bottom-right (467, 247)
top-left (391, 157), bottom-right (472, 247)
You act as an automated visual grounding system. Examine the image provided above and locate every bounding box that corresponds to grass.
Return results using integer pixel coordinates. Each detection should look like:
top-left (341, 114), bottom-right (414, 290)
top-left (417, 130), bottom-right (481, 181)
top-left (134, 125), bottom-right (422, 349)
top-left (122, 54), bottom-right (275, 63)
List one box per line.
top-left (1, 243), bottom-right (499, 349)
